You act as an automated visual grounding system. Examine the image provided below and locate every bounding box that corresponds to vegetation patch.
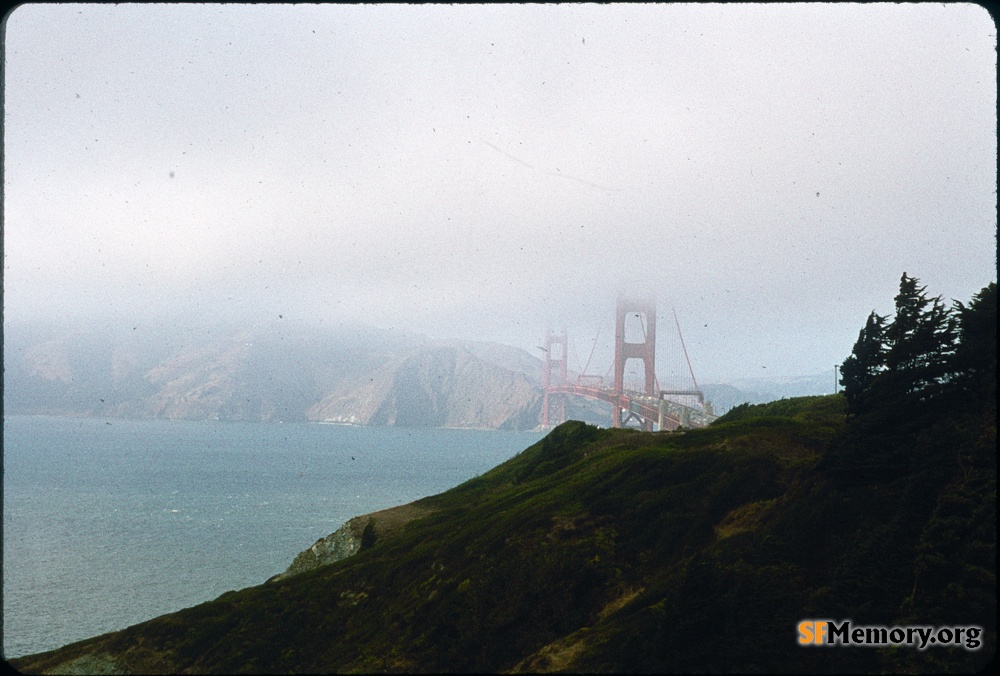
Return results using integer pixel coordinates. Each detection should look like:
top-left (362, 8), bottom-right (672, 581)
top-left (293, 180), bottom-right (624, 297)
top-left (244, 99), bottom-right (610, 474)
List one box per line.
top-left (714, 497), bottom-right (779, 539)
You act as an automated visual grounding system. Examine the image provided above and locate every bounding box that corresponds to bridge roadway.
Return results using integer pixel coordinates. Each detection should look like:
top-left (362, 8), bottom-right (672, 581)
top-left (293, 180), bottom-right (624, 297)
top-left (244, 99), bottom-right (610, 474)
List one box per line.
top-left (546, 382), bottom-right (717, 430)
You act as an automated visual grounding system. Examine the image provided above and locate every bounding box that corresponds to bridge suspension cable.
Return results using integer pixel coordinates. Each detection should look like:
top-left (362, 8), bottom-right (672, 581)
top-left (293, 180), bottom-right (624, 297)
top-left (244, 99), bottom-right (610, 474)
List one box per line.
top-left (569, 336), bottom-right (584, 376)
top-left (580, 326), bottom-right (601, 378)
top-left (672, 304), bottom-right (700, 393)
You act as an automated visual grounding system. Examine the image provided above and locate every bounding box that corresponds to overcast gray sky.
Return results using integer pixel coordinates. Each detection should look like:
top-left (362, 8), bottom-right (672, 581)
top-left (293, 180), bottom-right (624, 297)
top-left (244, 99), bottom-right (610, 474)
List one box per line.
top-left (3, 3), bottom-right (996, 383)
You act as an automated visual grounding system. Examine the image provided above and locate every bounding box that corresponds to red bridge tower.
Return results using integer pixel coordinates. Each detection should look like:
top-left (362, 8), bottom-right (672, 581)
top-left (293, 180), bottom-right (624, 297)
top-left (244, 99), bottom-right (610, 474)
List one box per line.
top-left (613, 298), bottom-right (657, 430)
top-left (542, 330), bottom-right (567, 428)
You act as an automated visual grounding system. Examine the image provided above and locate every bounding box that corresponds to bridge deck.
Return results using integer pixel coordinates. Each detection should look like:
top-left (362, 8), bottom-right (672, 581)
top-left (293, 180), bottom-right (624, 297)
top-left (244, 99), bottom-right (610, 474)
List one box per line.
top-left (546, 383), bottom-right (716, 430)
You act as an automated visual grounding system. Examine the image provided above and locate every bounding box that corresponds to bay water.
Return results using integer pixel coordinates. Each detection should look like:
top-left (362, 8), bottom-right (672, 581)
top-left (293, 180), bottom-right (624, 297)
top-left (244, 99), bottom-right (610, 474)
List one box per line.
top-left (2, 415), bottom-right (545, 659)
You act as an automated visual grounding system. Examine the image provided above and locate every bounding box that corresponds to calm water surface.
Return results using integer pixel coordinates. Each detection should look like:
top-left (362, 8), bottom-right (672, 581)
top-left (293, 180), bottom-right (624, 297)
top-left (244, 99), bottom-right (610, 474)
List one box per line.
top-left (2, 415), bottom-right (544, 658)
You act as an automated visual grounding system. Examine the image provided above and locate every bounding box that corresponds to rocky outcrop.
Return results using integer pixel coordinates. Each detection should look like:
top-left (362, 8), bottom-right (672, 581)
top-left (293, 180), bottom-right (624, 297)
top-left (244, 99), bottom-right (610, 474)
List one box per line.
top-left (272, 519), bottom-right (365, 581)
top-left (270, 503), bottom-right (436, 582)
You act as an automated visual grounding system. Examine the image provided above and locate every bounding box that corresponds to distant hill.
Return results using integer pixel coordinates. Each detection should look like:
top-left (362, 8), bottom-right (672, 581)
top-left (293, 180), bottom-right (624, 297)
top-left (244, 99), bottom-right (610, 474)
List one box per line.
top-left (2, 320), bottom-right (609, 429)
top-left (11, 393), bottom-right (994, 673)
top-left (702, 372), bottom-right (837, 414)
top-left (304, 343), bottom-right (541, 429)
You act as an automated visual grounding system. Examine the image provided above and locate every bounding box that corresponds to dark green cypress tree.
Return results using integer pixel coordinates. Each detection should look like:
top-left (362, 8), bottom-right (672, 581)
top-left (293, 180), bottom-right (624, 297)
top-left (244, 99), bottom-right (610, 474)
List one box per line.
top-left (858, 274), bottom-right (959, 478)
top-left (950, 281), bottom-right (997, 405)
top-left (881, 273), bottom-right (956, 402)
top-left (840, 310), bottom-right (887, 414)
top-left (828, 274), bottom-right (990, 484)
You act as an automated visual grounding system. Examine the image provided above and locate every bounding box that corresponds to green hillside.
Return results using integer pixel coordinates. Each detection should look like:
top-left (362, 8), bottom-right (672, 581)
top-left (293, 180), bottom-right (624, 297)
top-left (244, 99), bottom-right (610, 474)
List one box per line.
top-left (10, 277), bottom-right (995, 673)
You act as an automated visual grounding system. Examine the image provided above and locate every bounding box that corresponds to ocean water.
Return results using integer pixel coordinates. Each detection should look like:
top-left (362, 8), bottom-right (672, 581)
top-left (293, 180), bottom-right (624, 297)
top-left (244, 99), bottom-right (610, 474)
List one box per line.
top-left (2, 415), bottom-right (545, 659)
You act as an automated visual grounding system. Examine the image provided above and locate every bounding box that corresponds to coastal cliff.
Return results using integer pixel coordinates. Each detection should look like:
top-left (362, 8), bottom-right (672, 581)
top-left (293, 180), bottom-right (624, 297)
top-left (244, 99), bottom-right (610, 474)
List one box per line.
top-left (3, 322), bottom-right (553, 429)
top-left (305, 345), bottom-right (542, 429)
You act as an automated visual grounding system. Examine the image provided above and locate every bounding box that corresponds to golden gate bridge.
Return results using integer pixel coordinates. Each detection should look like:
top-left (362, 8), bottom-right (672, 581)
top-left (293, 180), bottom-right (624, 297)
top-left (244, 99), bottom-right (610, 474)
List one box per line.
top-left (542, 298), bottom-right (717, 431)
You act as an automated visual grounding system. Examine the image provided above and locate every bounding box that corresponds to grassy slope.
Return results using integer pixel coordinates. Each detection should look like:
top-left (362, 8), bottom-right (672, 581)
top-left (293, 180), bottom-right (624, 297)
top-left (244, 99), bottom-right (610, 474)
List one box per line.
top-left (11, 395), bottom-right (995, 673)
